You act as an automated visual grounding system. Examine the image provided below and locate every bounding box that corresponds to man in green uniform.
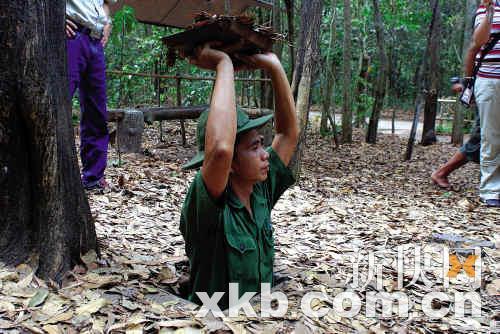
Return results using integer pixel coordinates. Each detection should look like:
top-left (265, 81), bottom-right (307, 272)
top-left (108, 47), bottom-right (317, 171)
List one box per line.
top-left (180, 43), bottom-right (299, 310)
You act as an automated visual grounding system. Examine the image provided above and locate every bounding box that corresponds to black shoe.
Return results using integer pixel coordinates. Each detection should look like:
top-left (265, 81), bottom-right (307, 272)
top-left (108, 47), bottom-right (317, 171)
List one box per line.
top-left (84, 179), bottom-right (110, 193)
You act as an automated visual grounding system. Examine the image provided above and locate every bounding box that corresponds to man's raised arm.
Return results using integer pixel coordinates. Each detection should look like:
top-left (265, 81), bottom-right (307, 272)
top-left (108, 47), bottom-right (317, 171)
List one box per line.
top-left (269, 55), bottom-right (299, 166)
top-left (240, 53), bottom-right (299, 166)
top-left (191, 44), bottom-right (237, 199)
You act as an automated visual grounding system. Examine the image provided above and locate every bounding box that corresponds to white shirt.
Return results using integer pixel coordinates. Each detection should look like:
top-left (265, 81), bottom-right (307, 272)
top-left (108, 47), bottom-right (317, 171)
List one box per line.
top-left (66, 0), bottom-right (115, 38)
top-left (475, 1), bottom-right (500, 78)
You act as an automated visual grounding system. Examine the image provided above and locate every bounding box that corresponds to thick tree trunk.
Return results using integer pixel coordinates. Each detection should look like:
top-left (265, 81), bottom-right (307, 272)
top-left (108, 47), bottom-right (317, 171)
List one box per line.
top-left (289, 0), bottom-right (324, 177)
top-left (366, 0), bottom-right (388, 144)
top-left (421, 0), bottom-right (441, 146)
top-left (0, 1), bottom-right (97, 281)
top-left (342, 0), bottom-right (353, 143)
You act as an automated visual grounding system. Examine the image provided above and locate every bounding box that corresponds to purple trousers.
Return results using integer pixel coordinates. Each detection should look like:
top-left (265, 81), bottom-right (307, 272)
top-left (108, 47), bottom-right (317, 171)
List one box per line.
top-left (66, 32), bottom-right (109, 188)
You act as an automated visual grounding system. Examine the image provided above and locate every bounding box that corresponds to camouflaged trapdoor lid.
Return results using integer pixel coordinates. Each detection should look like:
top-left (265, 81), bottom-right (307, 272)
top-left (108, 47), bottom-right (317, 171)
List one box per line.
top-left (109, 0), bottom-right (273, 28)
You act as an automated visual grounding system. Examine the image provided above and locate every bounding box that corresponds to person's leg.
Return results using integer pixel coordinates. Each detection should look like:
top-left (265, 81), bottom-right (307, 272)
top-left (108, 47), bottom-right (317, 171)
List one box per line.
top-left (431, 108), bottom-right (481, 188)
top-left (431, 151), bottom-right (468, 188)
top-left (79, 37), bottom-right (109, 188)
top-left (475, 77), bottom-right (500, 204)
top-left (467, 107), bottom-right (481, 164)
top-left (66, 32), bottom-right (87, 98)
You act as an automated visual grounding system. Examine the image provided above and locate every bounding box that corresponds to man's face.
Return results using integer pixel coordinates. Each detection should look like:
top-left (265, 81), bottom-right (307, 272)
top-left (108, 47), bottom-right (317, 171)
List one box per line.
top-left (231, 129), bottom-right (270, 182)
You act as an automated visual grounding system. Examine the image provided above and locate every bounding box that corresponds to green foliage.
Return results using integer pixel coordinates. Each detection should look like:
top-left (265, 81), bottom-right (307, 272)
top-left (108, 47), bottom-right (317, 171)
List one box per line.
top-left (104, 0), bottom-right (475, 123)
top-left (319, 122), bottom-right (342, 138)
top-left (436, 121), bottom-right (453, 135)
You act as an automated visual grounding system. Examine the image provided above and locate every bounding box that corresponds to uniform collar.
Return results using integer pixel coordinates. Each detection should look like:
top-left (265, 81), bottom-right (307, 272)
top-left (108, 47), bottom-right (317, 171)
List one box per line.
top-left (226, 185), bottom-right (266, 210)
top-left (227, 188), bottom-right (245, 209)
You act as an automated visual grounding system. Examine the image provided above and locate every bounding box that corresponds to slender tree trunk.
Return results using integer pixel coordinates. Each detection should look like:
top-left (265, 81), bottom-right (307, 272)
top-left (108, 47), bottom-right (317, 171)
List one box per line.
top-left (273, 0), bottom-right (284, 59)
top-left (284, 0), bottom-right (295, 81)
top-left (353, 54), bottom-right (370, 128)
top-left (366, 0), bottom-right (388, 144)
top-left (342, 0), bottom-right (353, 143)
top-left (421, 0), bottom-right (441, 146)
top-left (289, 0), bottom-right (324, 177)
top-left (0, 0), bottom-right (97, 280)
top-left (405, 0), bottom-right (440, 159)
top-left (291, 4), bottom-right (307, 100)
top-left (385, 43), bottom-right (394, 133)
top-left (321, 6), bottom-right (337, 134)
top-left (265, 0), bottom-right (285, 109)
top-left (354, 0), bottom-right (370, 129)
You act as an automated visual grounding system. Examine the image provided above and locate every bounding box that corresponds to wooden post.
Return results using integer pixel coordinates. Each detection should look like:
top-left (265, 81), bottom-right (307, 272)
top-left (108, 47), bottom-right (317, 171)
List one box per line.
top-left (391, 109), bottom-right (396, 134)
top-left (247, 77), bottom-right (251, 107)
top-left (260, 70), bottom-right (265, 108)
top-left (156, 60), bottom-right (165, 142)
top-left (254, 77), bottom-right (261, 108)
top-left (177, 73), bottom-right (187, 146)
top-left (118, 16), bottom-right (125, 107)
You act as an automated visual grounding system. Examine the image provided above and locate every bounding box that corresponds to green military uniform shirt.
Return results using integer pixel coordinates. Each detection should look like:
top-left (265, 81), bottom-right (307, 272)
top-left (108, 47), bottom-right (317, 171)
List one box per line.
top-left (180, 147), bottom-right (295, 310)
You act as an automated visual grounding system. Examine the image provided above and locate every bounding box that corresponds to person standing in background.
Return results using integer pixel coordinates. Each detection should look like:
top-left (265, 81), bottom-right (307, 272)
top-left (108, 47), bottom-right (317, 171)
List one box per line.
top-left (65, 0), bottom-right (115, 191)
top-left (471, 0), bottom-right (500, 206)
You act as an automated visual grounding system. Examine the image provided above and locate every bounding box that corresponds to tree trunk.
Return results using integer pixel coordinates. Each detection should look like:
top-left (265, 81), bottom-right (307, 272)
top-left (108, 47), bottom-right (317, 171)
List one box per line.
top-left (257, 9), bottom-right (273, 109)
top-left (320, 6), bottom-right (338, 134)
top-left (289, 0), bottom-right (324, 177)
top-left (265, 0), bottom-right (285, 109)
top-left (273, 0), bottom-right (284, 59)
top-left (284, 0), bottom-right (295, 82)
top-left (342, 0), bottom-right (353, 143)
top-left (353, 54), bottom-right (370, 128)
top-left (290, 3), bottom-right (307, 100)
top-left (421, 0), bottom-right (441, 146)
top-left (0, 0), bottom-right (97, 281)
top-left (405, 0), bottom-right (440, 159)
top-left (366, 0), bottom-right (388, 144)
top-left (353, 0), bottom-right (370, 129)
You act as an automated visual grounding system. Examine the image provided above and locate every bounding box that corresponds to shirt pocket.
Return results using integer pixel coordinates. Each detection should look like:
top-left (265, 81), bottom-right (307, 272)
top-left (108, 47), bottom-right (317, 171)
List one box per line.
top-left (225, 231), bottom-right (259, 284)
top-left (261, 220), bottom-right (275, 284)
top-left (263, 219), bottom-right (274, 246)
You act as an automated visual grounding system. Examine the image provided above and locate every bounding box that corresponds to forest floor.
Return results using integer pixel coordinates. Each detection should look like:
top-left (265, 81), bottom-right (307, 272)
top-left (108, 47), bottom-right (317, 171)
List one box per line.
top-left (0, 120), bottom-right (498, 334)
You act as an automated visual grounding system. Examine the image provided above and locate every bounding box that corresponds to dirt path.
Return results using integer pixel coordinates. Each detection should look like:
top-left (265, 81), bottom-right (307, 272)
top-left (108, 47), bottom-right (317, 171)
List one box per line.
top-left (310, 112), bottom-right (457, 142)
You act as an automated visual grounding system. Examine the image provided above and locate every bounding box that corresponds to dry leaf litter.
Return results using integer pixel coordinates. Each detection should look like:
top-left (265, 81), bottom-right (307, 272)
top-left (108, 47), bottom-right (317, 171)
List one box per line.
top-left (0, 120), bottom-right (498, 333)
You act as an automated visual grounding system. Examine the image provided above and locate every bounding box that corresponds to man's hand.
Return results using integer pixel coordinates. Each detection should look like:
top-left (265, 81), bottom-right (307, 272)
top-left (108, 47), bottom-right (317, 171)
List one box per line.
top-left (66, 19), bottom-right (77, 38)
top-left (452, 83), bottom-right (464, 94)
top-left (235, 52), bottom-right (281, 72)
top-left (188, 43), bottom-right (232, 71)
top-left (101, 23), bottom-right (112, 47)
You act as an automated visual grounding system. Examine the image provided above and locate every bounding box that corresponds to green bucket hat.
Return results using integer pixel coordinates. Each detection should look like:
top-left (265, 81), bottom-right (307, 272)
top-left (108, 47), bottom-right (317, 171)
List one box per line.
top-left (182, 107), bottom-right (273, 170)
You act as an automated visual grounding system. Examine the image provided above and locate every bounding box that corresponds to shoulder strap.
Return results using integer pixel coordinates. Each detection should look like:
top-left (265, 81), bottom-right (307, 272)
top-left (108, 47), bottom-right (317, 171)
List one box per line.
top-left (473, 33), bottom-right (500, 76)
